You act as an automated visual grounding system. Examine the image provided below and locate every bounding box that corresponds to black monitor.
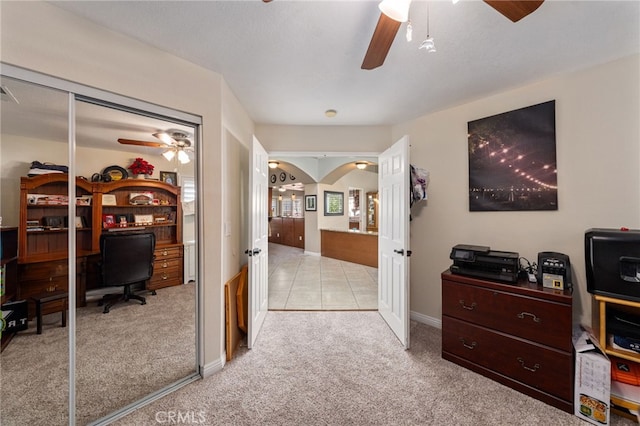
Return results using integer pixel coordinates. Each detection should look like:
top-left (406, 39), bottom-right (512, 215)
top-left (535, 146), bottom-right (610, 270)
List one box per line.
top-left (585, 228), bottom-right (640, 302)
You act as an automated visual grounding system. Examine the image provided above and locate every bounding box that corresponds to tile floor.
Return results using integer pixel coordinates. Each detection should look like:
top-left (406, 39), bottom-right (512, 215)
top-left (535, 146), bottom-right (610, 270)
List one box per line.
top-left (268, 242), bottom-right (378, 310)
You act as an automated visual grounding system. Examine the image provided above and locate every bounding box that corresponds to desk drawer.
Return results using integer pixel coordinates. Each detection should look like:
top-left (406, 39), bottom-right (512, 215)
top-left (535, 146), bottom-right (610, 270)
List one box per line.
top-left (19, 258), bottom-right (86, 281)
top-left (443, 316), bottom-right (573, 401)
top-left (155, 246), bottom-right (182, 259)
top-left (19, 276), bottom-right (69, 299)
top-left (155, 258), bottom-right (181, 270)
top-left (442, 279), bottom-right (571, 351)
top-left (149, 265), bottom-right (183, 290)
top-left (20, 259), bottom-right (68, 280)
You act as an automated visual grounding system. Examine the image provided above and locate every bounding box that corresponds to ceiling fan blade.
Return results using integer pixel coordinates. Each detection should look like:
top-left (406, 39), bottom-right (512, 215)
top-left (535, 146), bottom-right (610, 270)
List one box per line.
top-left (361, 13), bottom-right (401, 70)
top-left (117, 138), bottom-right (166, 148)
top-left (483, 0), bottom-right (544, 23)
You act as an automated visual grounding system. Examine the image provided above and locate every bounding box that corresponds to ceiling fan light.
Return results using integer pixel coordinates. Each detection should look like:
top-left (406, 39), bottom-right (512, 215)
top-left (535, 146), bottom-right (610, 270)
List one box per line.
top-left (268, 161), bottom-right (279, 169)
top-left (419, 37), bottom-right (436, 52)
top-left (356, 162), bottom-right (368, 170)
top-left (153, 132), bottom-right (174, 144)
top-left (162, 149), bottom-right (176, 161)
top-left (177, 150), bottom-right (190, 164)
top-left (379, 0), bottom-right (411, 23)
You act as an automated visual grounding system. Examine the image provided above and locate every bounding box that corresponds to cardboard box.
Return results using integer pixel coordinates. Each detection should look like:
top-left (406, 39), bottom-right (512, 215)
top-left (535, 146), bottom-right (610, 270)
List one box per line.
top-left (573, 325), bottom-right (611, 425)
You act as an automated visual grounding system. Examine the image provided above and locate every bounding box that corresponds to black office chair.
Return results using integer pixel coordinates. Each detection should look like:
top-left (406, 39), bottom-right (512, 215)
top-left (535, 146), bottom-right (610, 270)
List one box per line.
top-left (98, 231), bottom-right (156, 313)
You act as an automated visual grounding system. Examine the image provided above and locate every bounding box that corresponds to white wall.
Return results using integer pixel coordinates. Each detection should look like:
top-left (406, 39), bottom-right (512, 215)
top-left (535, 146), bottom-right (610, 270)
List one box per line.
top-left (393, 54), bottom-right (640, 326)
top-left (0, 1), bottom-right (254, 368)
top-left (256, 124), bottom-right (391, 154)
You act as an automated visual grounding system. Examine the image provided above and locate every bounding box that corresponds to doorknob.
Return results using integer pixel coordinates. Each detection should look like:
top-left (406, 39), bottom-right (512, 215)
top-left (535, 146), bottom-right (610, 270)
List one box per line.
top-left (394, 249), bottom-right (404, 255)
top-left (252, 248), bottom-right (262, 255)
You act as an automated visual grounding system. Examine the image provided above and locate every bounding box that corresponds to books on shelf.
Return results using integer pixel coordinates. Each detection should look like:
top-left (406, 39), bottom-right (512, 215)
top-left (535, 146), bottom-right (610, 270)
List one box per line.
top-left (27, 194), bottom-right (68, 205)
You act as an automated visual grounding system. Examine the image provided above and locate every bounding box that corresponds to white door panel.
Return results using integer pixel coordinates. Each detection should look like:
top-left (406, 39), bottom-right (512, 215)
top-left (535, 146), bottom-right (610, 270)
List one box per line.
top-left (378, 136), bottom-right (410, 349)
top-left (248, 135), bottom-right (269, 349)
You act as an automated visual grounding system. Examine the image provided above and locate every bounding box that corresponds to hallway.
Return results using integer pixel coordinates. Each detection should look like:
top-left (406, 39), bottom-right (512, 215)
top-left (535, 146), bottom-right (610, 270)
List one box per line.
top-left (268, 243), bottom-right (378, 310)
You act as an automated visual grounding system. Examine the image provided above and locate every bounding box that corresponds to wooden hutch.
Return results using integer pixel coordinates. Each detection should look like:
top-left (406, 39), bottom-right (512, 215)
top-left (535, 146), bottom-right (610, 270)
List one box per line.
top-left (17, 174), bottom-right (183, 317)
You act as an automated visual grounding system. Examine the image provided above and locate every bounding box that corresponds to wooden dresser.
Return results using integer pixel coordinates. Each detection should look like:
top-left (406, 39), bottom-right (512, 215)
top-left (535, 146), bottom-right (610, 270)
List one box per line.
top-left (441, 270), bottom-right (573, 413)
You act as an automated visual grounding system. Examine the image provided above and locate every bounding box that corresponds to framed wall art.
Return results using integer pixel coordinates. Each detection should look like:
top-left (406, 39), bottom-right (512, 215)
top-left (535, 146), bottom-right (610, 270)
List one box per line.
top-left (324, 191), bottom-right (344, 216)
top-left (305, 195), bottom-right (317, 211)
top-left (467, 100), bottom-right (557, 212)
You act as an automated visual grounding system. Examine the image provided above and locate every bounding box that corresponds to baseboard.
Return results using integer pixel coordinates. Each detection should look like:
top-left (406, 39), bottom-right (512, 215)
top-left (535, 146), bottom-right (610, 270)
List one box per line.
top-left (410, 310), bottom-right (441, 329)
top-left (304, 251), bottom-right (320, 256)
top-left (201, 354), bottom-right (225, 378)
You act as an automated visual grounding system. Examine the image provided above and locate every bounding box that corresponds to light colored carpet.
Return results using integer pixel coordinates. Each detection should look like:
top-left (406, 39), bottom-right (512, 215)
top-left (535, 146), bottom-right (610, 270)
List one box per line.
top-left (113, 311), bottom-right (635, 426)
top-left (0, 283), bottom-right (196, 425)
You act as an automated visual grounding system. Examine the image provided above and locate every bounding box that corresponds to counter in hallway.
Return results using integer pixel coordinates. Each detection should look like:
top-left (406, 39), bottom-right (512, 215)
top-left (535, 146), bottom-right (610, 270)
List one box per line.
top-left (320, 229), bottom-right (378, 268)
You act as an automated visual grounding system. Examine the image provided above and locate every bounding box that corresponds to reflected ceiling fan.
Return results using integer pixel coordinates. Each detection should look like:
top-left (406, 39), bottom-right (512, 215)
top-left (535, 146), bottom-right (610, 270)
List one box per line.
top-left (118, 131), bottom-right (193, 164)
top-left (362, 0), bottom-right (544, 70)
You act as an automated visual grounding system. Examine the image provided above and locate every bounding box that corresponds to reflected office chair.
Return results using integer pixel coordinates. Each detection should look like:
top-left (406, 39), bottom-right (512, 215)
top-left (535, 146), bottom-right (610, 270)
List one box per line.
top-left (98, 231), bottom-right (156, 313)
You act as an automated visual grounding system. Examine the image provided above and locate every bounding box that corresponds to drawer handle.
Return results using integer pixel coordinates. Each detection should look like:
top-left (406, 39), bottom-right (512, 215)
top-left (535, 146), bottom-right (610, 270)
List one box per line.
top-left (162, 262), bottom-right (168, 268)
top-left (459, 338), bottom-right (477, 350)
top-left (517, 311), bottom-right (541, 323)
top-left (162, 273), bottom-right (168, 280)
top-left (459, 300), bottom-right (477, 311)
top-left (517, 357), bottom-right (540, 372)
top-left (162, 250), bottom-right (168, 256)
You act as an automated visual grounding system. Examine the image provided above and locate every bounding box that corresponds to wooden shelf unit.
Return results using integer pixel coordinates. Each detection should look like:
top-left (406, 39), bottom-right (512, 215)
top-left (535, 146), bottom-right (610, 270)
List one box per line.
top-left (95, 179), bottom-right (182, 250)
top-left (19, 175), bottom-right (93, 263)
top-left (441, 270), bottom-right (574, 413)
top-left (593, 295), bottom-right (640, 419)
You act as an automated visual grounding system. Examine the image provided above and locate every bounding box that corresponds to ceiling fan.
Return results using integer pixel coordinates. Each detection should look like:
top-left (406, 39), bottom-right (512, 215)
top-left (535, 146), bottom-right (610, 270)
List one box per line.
top-left (118, 131), bottom-right (194, 164)
top-left (362, 0), bottom-right (544, 70)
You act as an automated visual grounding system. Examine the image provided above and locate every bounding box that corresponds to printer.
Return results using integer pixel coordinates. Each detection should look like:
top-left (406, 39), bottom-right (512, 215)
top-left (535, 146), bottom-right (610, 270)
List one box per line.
top-left (449, 244), bottom-right (519, 283)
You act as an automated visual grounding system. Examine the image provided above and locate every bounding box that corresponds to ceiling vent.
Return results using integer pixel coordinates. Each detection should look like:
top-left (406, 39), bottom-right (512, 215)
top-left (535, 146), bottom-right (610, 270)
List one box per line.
top-left (0, 85), bottom-right (19, 104)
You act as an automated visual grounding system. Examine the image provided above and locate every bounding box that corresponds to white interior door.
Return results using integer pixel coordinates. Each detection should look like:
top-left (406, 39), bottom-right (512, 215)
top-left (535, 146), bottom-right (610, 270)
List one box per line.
top-left (378, 136), bottom-right (411, 349)
top-left (248, 135), bottom-right (269, 348)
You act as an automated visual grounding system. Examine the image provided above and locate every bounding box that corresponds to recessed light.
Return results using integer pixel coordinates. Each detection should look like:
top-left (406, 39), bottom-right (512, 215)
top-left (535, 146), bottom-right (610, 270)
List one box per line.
top-left (325, 109), bottom-right (337, 118)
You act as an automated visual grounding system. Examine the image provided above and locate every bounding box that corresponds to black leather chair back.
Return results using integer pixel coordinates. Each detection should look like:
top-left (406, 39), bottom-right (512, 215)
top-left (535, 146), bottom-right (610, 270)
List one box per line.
top-left (99, 232), bottom-right (156, 287)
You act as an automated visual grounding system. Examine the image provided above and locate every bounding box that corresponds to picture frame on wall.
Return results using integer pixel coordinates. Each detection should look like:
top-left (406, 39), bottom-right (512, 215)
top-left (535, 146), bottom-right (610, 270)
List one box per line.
top-left (305, 195), bottom-right (317, 211)
top-left (324, 191), bottom-right (344, 216)
top-left (160, 171), bottom-right (178, 185)
top-left (467, 100), bottom-right (558, 212)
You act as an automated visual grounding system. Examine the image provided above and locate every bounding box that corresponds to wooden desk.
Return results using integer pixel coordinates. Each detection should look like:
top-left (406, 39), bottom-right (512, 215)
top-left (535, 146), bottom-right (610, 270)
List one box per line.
top-left (320, 229), bottom-right (378, 267)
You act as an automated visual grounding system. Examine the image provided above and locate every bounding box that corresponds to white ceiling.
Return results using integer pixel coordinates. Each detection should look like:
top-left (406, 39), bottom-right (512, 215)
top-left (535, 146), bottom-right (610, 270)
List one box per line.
top-left (47, 0), bottom-right (640, 127)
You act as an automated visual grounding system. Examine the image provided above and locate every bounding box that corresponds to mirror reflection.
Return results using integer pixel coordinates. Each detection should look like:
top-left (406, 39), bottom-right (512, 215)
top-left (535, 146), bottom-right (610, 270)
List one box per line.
top-left (1, 77), bottom-right (70, 424)
top-left (0, 76), bottom-right (198, 425)
top-left (73, 101), bottom-right (197, 423)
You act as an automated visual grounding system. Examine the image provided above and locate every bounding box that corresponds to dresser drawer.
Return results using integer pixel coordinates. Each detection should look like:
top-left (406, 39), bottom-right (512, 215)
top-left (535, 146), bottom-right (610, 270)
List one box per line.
top-left (442, 279), bottom-right (572, 351)
top-left (443, 316), bottom-right (573, 401)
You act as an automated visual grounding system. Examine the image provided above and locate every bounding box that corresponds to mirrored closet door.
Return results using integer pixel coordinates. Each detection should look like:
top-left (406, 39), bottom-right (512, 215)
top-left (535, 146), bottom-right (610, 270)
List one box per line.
top-left (0, 72), bottom-right (200, 425)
